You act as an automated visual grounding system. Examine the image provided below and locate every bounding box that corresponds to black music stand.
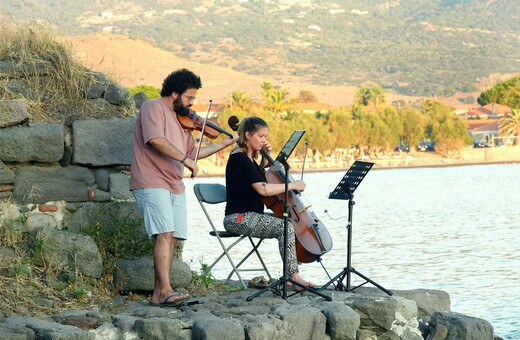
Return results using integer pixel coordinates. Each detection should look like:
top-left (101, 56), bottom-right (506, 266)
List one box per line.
top-left (247, 130), bottom-right (331, 301)
top-left (319, 161), bottom-right (392, 295)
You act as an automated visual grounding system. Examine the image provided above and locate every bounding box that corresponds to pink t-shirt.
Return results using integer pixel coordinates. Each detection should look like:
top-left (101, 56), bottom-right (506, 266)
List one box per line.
top-left (130, 98), bottom-right (196, 194)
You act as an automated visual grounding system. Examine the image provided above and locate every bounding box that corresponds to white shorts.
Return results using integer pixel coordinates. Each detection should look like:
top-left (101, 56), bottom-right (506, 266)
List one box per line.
top-left (132, 188), bottom-right (187, 240)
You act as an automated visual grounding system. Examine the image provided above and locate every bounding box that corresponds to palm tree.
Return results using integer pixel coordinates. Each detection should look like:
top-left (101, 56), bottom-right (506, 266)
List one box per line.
top-left (265, 88), bottom-right (295, 115)
top-left (354, 86), bottom-right (371, 106)
top-left (369, 86), bottom-right (387, 107)
top-left (260, 81), bottom-right (273, 102)
top-left (229, 91), bottom-right (255, 110)
top-left (498, 108), bottom-right (520, 145)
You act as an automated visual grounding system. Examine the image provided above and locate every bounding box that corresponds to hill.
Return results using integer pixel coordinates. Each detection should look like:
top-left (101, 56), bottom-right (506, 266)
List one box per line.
top-left (2, 0), bottom-right (519, 98)
top-left (66, 32), bottom-right (427, 107)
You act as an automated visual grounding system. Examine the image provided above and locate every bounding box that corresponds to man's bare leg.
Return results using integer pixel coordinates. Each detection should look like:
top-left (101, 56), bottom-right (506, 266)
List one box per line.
top-left (150, 232), bottom-right (188, 304)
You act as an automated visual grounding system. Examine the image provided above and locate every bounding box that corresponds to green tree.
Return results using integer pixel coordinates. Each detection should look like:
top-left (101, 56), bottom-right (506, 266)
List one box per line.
top-left (422, 99), bottom-right (472, 148)
top-left (327, 107), bottom-right (355, 150)
top-left (478, 74), bottom-right (520, 107)
top-left (377, 106), bottom-right (402, 151)
top-left (399, 106), bottom-right (425, 151)
top-left (128, 85), bottom-right (160, 100)
top-left (297, 90), bottom-right (317, 103)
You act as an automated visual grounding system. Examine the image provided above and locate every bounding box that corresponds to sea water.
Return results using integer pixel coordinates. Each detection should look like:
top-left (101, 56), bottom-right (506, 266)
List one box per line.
top-left (183, 163), bottom-right (520, 339)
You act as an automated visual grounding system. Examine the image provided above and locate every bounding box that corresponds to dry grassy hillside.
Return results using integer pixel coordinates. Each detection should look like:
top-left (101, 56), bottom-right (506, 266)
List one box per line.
top-left (66, 32), bottom-right (441, 108)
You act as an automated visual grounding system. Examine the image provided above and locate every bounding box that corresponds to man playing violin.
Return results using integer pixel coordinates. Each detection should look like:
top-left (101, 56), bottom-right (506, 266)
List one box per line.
top-left (130, 68), bottom-right (238, 306)
top-left (223, 116), bottom-right (315, 291)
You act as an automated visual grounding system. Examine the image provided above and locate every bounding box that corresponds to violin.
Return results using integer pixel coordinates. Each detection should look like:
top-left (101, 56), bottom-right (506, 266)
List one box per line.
top-left (177, 108), bottom-right (224, 139)
top-left (228, 116), bottom-right (333, 263)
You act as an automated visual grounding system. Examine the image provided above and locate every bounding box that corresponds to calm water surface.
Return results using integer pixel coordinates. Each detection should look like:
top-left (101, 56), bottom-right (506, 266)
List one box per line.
top-left (183, 163), bottom-right (520, 339)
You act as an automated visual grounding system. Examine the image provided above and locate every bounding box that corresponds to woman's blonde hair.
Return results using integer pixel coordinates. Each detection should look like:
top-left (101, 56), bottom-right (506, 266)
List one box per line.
top-left (235, 116), bottom-right (268, 160)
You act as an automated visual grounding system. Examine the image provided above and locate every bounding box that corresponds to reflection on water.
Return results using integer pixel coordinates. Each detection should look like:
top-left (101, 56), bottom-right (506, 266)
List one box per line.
top-left (183, 164), bottom-right (520, 339)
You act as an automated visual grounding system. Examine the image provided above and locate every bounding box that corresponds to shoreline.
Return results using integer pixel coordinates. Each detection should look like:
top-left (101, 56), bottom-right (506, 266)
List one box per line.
top-left (193, 151), bottom-right (520, 178)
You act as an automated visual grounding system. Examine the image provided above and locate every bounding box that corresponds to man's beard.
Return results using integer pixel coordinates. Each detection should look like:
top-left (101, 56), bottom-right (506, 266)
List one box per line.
top-left (173, 96), bottom-right (191, 116)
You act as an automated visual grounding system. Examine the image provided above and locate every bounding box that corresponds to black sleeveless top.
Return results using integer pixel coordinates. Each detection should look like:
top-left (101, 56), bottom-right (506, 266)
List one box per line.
top-left (225, 152), bottom-right (264, 215)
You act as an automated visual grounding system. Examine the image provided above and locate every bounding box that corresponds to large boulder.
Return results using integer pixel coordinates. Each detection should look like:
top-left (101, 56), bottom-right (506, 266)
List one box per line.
top-left (13, 166), bottom-right (94, 204)
top-left (430, 311), bottom-right (494, 340)
top-left (71, 118), bottom-right (135, 166)
top-left (273, 303), bottom-right (328, 340)
top-left (30, 226), bottom-right (103, 278)
top-left (0, 124), bottom-right (63, 162)
top-left (114, 257), bottom-right (191, 292)
top-left (66, 202), bottom-right (142, 234)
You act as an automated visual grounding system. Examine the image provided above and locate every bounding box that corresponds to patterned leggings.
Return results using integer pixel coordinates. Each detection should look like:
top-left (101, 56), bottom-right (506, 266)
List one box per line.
top-left (223, 212), bottom-right (299, 275)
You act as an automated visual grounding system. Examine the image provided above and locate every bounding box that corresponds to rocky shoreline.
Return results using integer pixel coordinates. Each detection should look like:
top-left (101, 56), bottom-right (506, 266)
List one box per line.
top-left (0, 285), bottom-right (498, 340)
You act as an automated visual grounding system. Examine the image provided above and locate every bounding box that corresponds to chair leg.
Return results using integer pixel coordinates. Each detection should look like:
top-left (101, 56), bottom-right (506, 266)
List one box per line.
top-left (211, 234), bottom-right (248, 289)
top-left (248, 237), bottom-right (272, 280)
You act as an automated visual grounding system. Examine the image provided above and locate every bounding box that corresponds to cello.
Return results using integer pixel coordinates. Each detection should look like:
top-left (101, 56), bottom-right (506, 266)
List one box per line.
top-left (227, 116), bottom-right (333, 263)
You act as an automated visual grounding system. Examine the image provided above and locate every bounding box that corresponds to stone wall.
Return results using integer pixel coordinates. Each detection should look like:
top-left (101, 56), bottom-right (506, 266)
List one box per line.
top-left (0, 100), bottom-right (189, 290)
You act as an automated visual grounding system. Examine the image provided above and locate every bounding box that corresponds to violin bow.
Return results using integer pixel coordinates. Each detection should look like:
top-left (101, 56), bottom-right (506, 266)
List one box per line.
top-left (191, 100), bottom-right (212, 178)
top-left (301, 141), bottom-right (309, 180)
top-left (193, 100), bottom-right (212, 164)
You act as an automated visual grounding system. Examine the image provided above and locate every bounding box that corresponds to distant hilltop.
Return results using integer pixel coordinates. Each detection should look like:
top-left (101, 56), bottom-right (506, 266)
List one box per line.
top-left (2, 0), bottom-right (519, 97)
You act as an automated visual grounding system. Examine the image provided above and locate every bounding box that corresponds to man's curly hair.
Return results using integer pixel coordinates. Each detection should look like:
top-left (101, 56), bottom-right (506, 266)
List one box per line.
top-left (160, 68), bottom-right (202, 97)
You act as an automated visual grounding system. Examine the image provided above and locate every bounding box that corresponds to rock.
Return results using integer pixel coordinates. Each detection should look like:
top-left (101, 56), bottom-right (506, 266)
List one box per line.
top-left (0, 316), bottom-right (94, 339)
top-left (94, 169), bottom-right (110, 191)
top-left (54, 314), bottom-right (99, 331)
top-left (273, 303), bottom-right (328, 340)
top-left (132, 91), bottom-right (147, 109)
top-left (239, 314), bottom-right (295, 340)
top-left (427, 324), bottom-right (449, 340)
top-left (430, 311), bottom-right (494, 340)
top-left (0, 124), bottom-right (64, 162)
top-left (71, 118), bottom-right (135, 166)
top-left (0, 100), bottom-right (31, 128)
top-left (393, 289), bottom-right (451, 317)
top-left (109, 172), bottom-right (132, 200)
top-left (0, 163), bottom-right (15, 185)
top-left (192, 317), bottom-right (244, 340)
top-left (0, 322), bottom-right (36, 339)
top-left (133, 317), bottom-right (191, 340)
top-left (30, 226), bottom-right (103, 278)
top-left (59, 146), bottom-right (73, 167)
top-left (90, 188), bottom-right (111, 202)
top-left (13, 166), bottom-right (94, 204)
top-left (114, 257), bottom-right (192, 291)
top-left (0, 60), bottom-right (23, 77)
top-left (84, 84), bottom-right (106, 99)
top-left (322, 301), bottom-right (360, 340)
top-left (111, 314), bottom-right (138, 333)
top-left (66, 201), bottom-right (143, 234)
top-left (104, 84), bottom-right (130, 106)
top-left (344, 294), bottom-right (420, 339)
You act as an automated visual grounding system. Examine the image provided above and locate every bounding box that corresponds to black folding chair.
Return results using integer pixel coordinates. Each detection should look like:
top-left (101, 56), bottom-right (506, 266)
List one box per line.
top-left (193, 183), bottom-right (272, 288)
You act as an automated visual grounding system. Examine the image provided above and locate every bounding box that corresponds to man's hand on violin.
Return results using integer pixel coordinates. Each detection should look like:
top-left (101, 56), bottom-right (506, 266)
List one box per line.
top-left (224, 133), bottom-right (239, 147)
top-left (183, 158), bottom-right (199, 177)
top-left (290, 180), bottom-right (306, 192)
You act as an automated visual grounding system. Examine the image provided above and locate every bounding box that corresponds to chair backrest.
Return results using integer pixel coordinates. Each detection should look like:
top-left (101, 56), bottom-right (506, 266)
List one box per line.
top-left (193, 183), bottom-right (226, 204)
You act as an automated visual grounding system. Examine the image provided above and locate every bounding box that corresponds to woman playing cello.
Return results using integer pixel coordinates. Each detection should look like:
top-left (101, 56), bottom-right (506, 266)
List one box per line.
top-left (223, 116), bottom-right (315, 290)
